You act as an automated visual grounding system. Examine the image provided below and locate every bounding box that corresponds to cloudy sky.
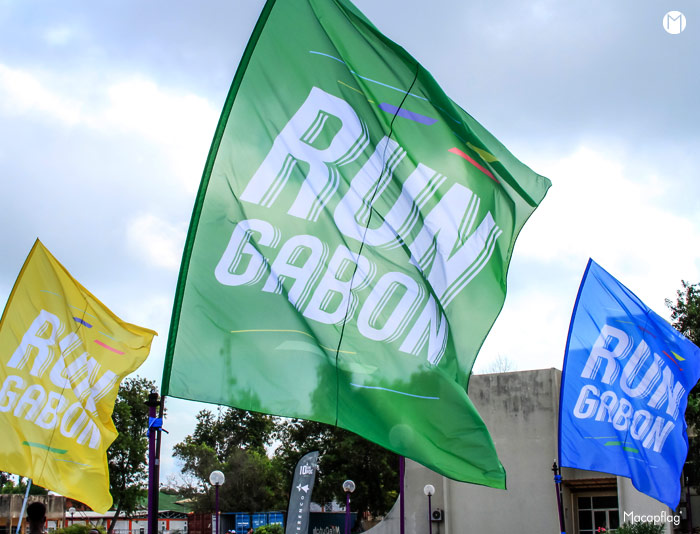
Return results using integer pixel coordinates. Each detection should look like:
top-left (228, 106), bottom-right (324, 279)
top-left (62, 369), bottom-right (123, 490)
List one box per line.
top-left (1, 0), bottom-right (698, 481)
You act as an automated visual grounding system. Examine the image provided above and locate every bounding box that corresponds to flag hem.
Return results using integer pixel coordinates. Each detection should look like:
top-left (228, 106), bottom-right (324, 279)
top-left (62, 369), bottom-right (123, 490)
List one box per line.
top-left (162, 389), bottom-right (505, 488)
top-left (557, 258), bottom-right (593, 466)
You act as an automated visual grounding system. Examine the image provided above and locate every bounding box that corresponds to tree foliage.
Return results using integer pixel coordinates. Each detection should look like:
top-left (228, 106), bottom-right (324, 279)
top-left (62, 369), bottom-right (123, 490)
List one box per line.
top-left (173, 408), bottom-right (286, 512)
top-left (276, 420), bottom-right (398, 517)
top-left (613, 521), bottom-right (664, 534)
top-left (667, 281), bottom-right (700, 345)
top-left (476, 354), bottom-right (517, 374)
top-left (173, 410), bottom-right (399, 517)
top-left (107, 376), bottom-right (156, 533)
top-left (0, 475), bottom-right (48, 495)
top-left (254, 525), bottom-right (283, 534)
top-left (52, 526), bottom-right (106, 534)
top-left (666, 281), bottom-right (700, 486)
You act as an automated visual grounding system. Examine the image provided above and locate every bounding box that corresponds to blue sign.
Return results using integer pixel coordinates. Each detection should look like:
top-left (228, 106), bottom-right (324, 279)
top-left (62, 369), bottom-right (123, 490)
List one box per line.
top-left (235, 515), bottom-right (250, 534)
top-left (559, 259), bottom-right (700, 508)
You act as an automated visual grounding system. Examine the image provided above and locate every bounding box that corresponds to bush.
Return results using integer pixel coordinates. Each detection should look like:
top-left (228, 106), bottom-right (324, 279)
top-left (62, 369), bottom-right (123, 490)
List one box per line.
top-left (612, 521), bottom-right (664, 534)
top-left (254, 525), bottom-right (283, 534)
top-left (51, 525), bottom-right (106, 534)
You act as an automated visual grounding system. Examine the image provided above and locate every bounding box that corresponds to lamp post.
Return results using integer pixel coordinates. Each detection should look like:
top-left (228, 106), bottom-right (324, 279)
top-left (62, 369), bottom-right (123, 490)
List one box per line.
top-left (209, 471), bottom-right (225, 534)
top-left (423, 485), bottom-right (435, 534)
top-left (342, 480), bottom-right (355, 534)
top-left (69, 507), bottom-right (76, 527)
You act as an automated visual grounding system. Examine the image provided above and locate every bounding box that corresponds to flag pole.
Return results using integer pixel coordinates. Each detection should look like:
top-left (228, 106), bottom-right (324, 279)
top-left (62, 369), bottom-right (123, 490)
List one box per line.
top-left (399, 456), bottom-right (405, 534)
top-left (15, 478), bottom-right (32, 534)
top-left (146, 392), bottom-right (161, 534)
top-left (685, 470), bottom-right (693, 534)
top-left (552, 461), bottom-right (566, 534)
top-left (155, 396), bottom-right (165, 524)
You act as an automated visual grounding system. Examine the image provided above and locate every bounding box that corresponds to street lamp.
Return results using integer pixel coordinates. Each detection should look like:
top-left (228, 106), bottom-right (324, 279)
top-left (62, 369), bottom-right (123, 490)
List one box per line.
top-left (69, 507), bottom-right (76, 527)
top-left (342, 480), bottom-right (355, 534)
top-left (423, 485), bottom-right (435, 534)
top-left (209, 471), bottom-right (225, 534)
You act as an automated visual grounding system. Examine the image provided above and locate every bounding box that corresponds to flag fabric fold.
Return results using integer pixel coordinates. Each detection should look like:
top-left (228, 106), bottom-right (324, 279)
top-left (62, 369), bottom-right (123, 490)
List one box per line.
top-left (163, 0), bottom-right (550, 487)
top-left (0, 240), bottom-right (156, 512)
top-left (559, 259), bottom-right (700, 508)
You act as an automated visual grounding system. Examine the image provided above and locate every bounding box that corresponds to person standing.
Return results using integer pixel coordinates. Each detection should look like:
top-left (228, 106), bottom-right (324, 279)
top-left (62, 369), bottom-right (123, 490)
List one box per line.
top-left (26, 502), bottom-right (46, 534)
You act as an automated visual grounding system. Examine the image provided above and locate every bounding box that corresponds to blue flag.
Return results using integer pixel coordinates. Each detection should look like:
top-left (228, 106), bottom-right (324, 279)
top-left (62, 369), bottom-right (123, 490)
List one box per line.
top-left (559, 259), bottom-right (700, 508)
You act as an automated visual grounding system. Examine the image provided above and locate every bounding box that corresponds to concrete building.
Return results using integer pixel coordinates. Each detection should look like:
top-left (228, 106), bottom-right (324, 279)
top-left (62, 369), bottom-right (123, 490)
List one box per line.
top-left (65, 509), bottom-right (188, 534)
top-left (0, 493), bottom-right (189, 534)
top-left (368, 369), bottom-right (679, 534)
top-left (0, 494), bottom-right (66, 534)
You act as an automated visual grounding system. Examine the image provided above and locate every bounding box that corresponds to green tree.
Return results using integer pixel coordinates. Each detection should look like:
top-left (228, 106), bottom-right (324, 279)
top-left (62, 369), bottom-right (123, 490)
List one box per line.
top-left (107, 376), bottom-right (156, 533)
top-left (667, 281), bottom-right (700, 345)
top-left (276, 420), bottom-right (398, 517)
top-left (666, 281), bottom-right (700, 487)
top-left (614, 521), bottom-right (664, 534)
top-left (52, 525), bottom-right (106, 534)
top-left (0, 475), bottom-right (48, 495)
top-left (173, 408), bottom-right (286, 512)
top-left (254, 525), bottom-right (283, 534)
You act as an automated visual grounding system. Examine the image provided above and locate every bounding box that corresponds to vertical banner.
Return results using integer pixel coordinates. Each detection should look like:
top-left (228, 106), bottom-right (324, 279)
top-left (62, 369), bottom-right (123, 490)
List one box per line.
top-left (163, 0), bottom-right (550, 486)
top-left (285, 451), bottom-right (319, 534)
top-left (0, 240), bottom-right (156, 512)
top-left (559, 259), bottom-right (700, 507)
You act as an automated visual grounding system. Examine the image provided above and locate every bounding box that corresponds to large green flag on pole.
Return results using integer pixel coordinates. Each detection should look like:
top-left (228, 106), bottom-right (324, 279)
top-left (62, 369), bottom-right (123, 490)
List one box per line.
top-left (163, 0), bottom-right (550, 488)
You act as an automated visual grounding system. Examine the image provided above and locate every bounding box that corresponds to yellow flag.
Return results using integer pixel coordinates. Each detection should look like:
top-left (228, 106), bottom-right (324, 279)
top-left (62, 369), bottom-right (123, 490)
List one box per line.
top-left (0, 240), bottom-right (156, 512)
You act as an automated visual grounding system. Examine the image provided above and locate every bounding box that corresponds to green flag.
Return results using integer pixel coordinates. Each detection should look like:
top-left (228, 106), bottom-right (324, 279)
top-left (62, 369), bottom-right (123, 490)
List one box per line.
top-left (163, 0), bottom-right (550, 488)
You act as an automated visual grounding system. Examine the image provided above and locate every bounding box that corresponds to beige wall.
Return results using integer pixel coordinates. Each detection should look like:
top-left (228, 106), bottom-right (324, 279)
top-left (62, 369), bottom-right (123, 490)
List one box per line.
top-left (617, 478), bottom-right (675, 534)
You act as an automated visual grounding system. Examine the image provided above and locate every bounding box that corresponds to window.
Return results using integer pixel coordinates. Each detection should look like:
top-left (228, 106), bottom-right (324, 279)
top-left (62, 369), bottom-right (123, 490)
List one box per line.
top-left (577, 494), bottom-right (619, 533)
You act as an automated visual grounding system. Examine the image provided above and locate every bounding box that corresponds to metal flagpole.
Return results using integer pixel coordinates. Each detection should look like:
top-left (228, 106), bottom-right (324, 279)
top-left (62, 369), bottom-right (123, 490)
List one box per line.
top-left (15, 478), bottom-right (32, 534)
top-left (155, 396), bottom-right (165, 531)
top-left (399, 457), bottom-right (405, 534)
top-left (146, 392), bottom-right (162, 534)
top-left (685, 470), bottom-right (693, 534)
top-left (552, 461), bottom-right (566, 534)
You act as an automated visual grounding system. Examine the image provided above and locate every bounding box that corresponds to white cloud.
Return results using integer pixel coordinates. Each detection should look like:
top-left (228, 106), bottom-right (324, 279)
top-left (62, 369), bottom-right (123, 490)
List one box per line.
top-left (476, 143), bottom-right (700, 372)
top-left (0, 63), bottom-right (219, 192)
top-left (102, 78), bottom-right (218, 190)
top-left (479, 288), bottom-right (572, 372)
top-left (127, 213), bottom-right (186, 270)
top-left (516, 144), bottom-right (700, 305)
top-left (0, 64), bottom-right (83, 125)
